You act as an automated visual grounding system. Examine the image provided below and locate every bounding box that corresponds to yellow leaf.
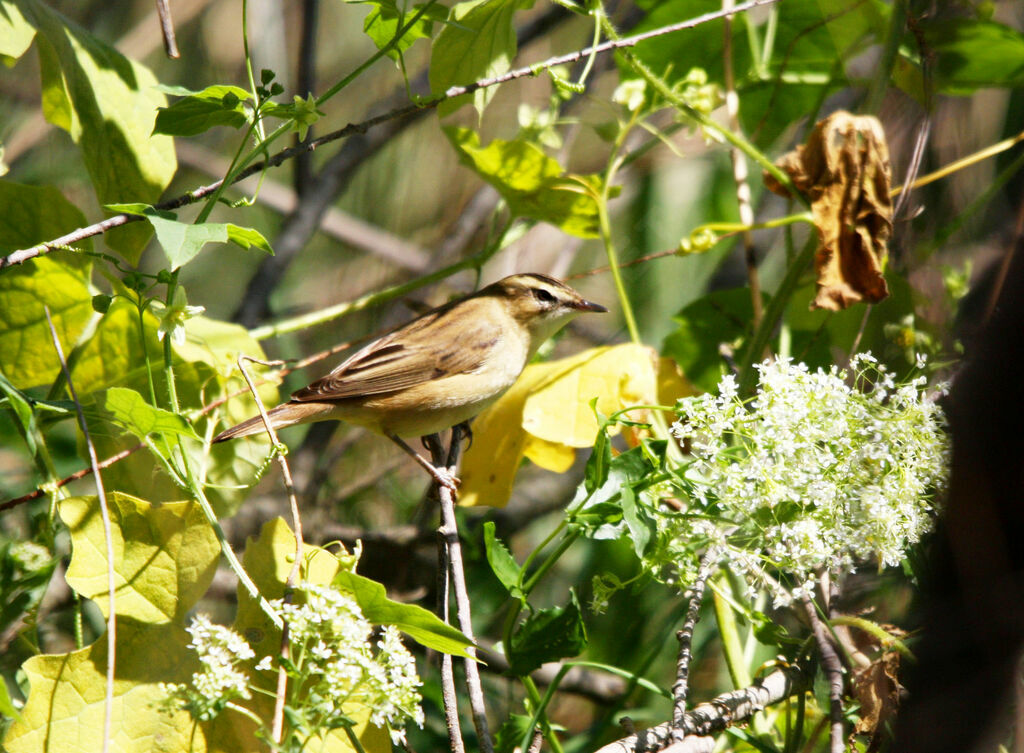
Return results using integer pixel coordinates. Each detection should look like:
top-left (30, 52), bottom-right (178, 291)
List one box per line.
top-left (460, 344), bottom-right (660, 507)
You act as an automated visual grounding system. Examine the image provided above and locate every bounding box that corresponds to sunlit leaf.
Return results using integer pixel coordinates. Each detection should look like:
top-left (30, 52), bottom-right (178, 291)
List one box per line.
top-left (445, 126), bottom-right (608, 237)
top-left (17, 0), bottom-right (176, 262)
top-left (0, 181), bottom-right (93, 389)
top-left (460, 344), bottom-right (660, 507)
top-left (61, 493), bottom-right (219, 623)
top-left (2, 620), bottom-right (201, 753)
top-left (104, 386), bottom-right (200, 440)
top-left (429, 0), bottom-right (534, 118)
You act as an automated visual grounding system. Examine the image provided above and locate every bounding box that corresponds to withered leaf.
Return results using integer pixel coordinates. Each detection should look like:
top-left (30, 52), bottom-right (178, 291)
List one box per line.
top-left (853, 650), bottom-right (902, 747)
top-left (766, 111), bottom-right (893, 311)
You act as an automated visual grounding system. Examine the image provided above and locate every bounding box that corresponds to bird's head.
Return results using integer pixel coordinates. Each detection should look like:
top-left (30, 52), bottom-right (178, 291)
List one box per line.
top-left (484, 273), bottom-right (607, 348)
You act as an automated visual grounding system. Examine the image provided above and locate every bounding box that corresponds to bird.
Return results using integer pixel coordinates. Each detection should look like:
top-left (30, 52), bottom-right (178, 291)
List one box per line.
top-left (213, 273), bottom-right (607, 489)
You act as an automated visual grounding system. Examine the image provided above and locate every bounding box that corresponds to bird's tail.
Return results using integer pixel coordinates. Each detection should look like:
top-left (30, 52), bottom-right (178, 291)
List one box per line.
top-left (212, 401), bottom-right (337, 443)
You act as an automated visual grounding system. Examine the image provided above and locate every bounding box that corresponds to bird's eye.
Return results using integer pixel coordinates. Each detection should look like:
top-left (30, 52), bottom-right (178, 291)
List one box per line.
top-left (532, 288), bottom-right (556, 305)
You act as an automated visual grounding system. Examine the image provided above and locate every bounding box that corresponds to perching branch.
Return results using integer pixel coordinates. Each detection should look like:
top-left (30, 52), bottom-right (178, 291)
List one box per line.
top-left (426, 426), bottom-right (494, 753)
top-left (1, 0), bottom-right (782, 271)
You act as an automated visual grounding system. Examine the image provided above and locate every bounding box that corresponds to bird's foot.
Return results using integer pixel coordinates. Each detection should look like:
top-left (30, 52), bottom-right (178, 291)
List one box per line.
top-left (429, 465), bottom-right (461, 493)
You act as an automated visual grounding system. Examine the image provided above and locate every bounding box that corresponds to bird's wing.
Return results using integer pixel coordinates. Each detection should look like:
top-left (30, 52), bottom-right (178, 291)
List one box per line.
top-left (290, 304), bottom-right (501, 401)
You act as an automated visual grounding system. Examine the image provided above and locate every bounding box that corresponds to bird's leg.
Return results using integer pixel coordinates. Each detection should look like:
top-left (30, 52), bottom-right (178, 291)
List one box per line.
top-left (388, 433), bottom-right (460, 491)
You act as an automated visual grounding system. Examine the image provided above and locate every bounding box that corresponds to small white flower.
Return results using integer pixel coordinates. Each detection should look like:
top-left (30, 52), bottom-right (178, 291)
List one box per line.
top-left (612, 79), bottom-right (646, 112)
top-left (152, 287), bottom-right (204, 345)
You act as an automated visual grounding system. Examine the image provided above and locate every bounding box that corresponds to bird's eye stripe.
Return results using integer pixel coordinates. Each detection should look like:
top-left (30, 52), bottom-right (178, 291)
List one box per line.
top-left (533, 288), bottom-right (556, 304)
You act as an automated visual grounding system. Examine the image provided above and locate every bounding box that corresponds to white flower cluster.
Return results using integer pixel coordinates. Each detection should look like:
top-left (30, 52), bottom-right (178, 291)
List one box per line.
top-left (662, 355), bottom-right (948, 606)
top-left (162, 583), bottom-right (423, 743)
top-left (269, 584), bottom-right (424, 743)
top-left (161, 613), bottom-right (254, 720)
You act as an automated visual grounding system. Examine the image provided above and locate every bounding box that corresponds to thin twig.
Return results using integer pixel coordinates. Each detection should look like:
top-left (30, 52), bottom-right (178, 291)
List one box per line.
top-left (44, 307), bottom-right (116, 753)
top-left (237, 355), bottom-right (304, 744)
top-left (427, 426), bottom-right (494, 753)
top-left (155, 0), bottom-right (180, 58)
top-left (722, 0), bottom-right (762, 330)
top-left (802, 597), bottom-right (845, 753)
top-left (671, 550), bottom-right (719, 739)
top-left (1, 0), bottom-right (782, 271)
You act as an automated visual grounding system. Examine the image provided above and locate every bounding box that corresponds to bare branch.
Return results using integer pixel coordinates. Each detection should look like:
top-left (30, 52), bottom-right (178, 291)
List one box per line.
top-left (155, 0), bottom-right (180, 58)
top-left (803, 597), bottom-right (846, 753)
top-left (671, 551), bottom-right (718, 737)
top-left (595, 664), bottom-right (810, 753)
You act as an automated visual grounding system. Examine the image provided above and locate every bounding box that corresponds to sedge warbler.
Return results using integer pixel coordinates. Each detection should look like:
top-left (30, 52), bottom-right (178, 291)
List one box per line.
top-left (213, 273), bottom-right (607, 488)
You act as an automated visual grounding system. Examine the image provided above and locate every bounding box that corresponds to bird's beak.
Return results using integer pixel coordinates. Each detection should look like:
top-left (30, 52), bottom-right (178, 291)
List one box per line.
top-left (573, 299), bottom-right (608, 313)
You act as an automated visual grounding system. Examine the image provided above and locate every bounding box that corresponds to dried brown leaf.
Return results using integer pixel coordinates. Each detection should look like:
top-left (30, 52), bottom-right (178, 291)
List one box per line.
top-left (766, 111), bottom-right (893, 311)
top-left (853, 650), bottom-right (902, 745)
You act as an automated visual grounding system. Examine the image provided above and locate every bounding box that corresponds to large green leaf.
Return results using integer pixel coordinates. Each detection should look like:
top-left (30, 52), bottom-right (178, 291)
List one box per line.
top-left (2, 620), bottom-right (202, 753)
top-left (14, 0), bottom-right (176, 263)
top-left (61, 493), bottom-right (220, 623)
top-left (922, 18), bottom-right (1024, 95)
top-left (67, 298), bottom-right (275, 516)
top-left (0, 181), bottom-right (94, 389)
top-left (445, 126), bottom-right (607, 237)
top-left (627, 0), bottom-right (879, 146)
top-left (108, 204), bottom-right (273, 270)
top-left (429, 0), bottom-right (533, 118)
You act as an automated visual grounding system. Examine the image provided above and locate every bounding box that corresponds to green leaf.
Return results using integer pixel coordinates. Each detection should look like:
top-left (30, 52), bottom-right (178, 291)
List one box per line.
top-left (619, 485), bottom-right (654, 557)
top-left (627, 0), bottom-right (878, 146)
top-left (16, 0), bottom-right (177, 263)
top-left (583, 421), bottom-right (612, 494)
top-left (445, 126), bottom-right (606, 237)
top-left (483, 522), bottom-right (524, 599)
top-left (67, 298), bottom-right (275, 517)
top-left (0, 676), bottom-right (24, 724)
top-left (2, 620), bottom-right (200, 753)
top-left (575, 444), bottom-right (655, 540)
top-left (334, 570), bottom-right (476, 657)
top-left (507, 590), bottom-right (587, 676)
top-left (0, 371), bottom-right (40, 454)
top-left (60, 493), bottom-right (220, 623)
top-left (103, 386), bottom-right (201, 440)
top-left (429, 0), bottom-right (533, 118)
top-left (363, 0), bottom-right (446, 61)
top-left (153, 83), bottom-right (252, 136)
top-left (108, 203), bottom-right (273, 269)
top-left (494, 714), bottom-right (534, 753)
top-left (0, 0), bottom-right (34, 65)
top-left (0, 181), bottom-right (94, 390)
top-left (922, 18), bottom-right (1024, 94)
top-left (662, 288), bottom-right (755, 393)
